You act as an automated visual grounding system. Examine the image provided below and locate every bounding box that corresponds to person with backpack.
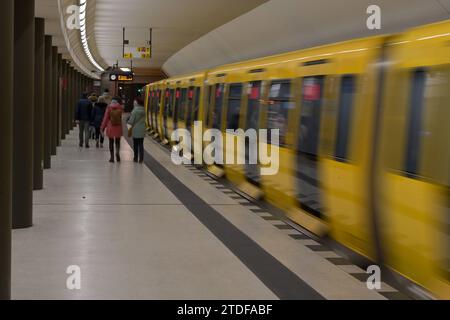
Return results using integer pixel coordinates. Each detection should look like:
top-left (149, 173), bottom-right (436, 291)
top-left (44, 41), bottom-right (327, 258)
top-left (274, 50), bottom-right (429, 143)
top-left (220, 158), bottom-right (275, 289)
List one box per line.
top-left (75, 92), bottom-right (94, 148)
top-left (127, 96), bottom-right (146, 163)
top-left (101, 97), bottom-right (124, 163)
top-left (91, 96), bottom-right (108, 148)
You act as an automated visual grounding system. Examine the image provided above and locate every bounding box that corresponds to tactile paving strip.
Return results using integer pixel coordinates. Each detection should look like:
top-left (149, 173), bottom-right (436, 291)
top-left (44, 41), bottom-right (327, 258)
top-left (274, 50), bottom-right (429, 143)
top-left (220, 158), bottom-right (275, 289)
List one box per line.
top-left (148, 137), bottom-right (412, 300)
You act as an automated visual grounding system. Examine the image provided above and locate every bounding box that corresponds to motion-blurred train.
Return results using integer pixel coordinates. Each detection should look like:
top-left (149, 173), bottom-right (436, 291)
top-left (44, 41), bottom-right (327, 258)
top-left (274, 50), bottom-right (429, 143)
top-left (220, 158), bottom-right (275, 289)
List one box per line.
top-left (144, 20), bottom-right (449, 299)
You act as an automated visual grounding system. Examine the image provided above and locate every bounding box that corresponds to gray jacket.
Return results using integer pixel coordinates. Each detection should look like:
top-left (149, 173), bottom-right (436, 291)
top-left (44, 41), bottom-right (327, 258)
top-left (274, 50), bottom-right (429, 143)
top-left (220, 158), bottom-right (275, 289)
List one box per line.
top-left (127, 105), bottom-right (146, 138)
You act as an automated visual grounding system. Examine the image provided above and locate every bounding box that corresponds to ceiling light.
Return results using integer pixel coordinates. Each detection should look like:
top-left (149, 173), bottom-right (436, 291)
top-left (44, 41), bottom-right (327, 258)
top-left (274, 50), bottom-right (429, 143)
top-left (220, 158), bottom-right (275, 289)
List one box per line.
top-left (120, 68), bottom-right (131, 72)
top-left (79, 0), bottom-right (104, 72)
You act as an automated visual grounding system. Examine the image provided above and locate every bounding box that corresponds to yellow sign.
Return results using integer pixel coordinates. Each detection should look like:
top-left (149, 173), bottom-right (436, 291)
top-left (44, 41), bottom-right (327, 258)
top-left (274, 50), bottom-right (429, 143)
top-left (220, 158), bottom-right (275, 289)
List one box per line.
top-left (123, 47), bottom-right (151, 59)
top-left (118, 75), bottom-right (133, 81)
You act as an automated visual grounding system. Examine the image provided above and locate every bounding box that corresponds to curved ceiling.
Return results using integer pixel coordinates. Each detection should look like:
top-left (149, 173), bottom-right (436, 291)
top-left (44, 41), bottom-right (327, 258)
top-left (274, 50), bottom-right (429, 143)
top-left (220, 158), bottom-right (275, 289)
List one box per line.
top-left (163, 0), bottom-right (450, 75)
top-left (93, 0), bottom-right (267, 69)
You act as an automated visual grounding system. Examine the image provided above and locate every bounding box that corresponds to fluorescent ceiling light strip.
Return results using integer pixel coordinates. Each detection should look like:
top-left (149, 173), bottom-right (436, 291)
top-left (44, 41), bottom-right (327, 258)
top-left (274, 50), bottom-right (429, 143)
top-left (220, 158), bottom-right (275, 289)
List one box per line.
top-left (79, 0), bottom-right (104, 72)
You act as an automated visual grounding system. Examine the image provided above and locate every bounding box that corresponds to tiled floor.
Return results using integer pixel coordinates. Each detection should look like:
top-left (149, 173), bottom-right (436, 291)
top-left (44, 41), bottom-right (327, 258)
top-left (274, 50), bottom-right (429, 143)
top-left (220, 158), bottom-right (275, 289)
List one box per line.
top-left (11, 129), bottom-right (390, 300)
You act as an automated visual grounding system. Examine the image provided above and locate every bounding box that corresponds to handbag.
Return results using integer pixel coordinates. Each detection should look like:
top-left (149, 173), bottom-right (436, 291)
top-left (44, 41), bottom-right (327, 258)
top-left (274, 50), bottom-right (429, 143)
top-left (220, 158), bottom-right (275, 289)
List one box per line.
top-left (128, 114), bottom-right (145, 138)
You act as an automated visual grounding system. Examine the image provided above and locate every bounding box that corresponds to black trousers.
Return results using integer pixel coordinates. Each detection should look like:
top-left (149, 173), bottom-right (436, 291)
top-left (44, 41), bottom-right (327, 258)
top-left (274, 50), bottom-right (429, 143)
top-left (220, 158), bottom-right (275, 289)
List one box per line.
top-left (109, 138), bottom-right (121, 158)
top-left (95, 127), bottom-right (104, 144)
top-left (133, 138), bottom-right (144, 162)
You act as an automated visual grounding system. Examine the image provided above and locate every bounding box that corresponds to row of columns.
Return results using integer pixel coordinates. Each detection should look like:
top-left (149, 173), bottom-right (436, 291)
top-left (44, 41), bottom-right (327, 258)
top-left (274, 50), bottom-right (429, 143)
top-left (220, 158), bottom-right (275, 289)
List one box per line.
top-left (0, 0), bottom-right (94, 299)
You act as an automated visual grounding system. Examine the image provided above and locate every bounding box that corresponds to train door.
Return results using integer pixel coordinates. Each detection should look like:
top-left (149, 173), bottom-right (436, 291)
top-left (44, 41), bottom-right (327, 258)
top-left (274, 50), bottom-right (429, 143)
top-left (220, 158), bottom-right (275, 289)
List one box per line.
top-left (155, 89), bottom-right (164, 140)
top-left (186, 87), bottom-right (195, 132)
top-left (224, 83), bottom-right (244, 184)
top-left (163, 89), bottom-right (170, 141)
top-left (296, 76), bottom-right (325, 217)
top-left (178, 88), bottom-right (188, 130)
top-left (379, 65), bottom-right (450, 298)
top-left (166, 89), bottom-right (175, 140)
top-left (206, 83), bottom-right (226, 176)
top-left (173, 88), bottom-right (180, 131)
top-left (261, 80), bottom-right (297, 211)
top-left (155, 90), bottom-right (161, 138)
top-left (193, 87), bottom-right (201, 124)
top-left (212, 84), bottom-right (225, 131)
top-left (244, 81), bottom-right (263, 184)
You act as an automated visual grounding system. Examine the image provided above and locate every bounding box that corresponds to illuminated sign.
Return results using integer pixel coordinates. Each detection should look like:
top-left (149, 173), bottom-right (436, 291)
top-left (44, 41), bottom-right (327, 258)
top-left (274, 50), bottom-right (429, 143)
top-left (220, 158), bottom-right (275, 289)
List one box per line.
top-left (110, 73), bottom-right (134, 82)
top-left (118, 74), bottom-right (134, 81)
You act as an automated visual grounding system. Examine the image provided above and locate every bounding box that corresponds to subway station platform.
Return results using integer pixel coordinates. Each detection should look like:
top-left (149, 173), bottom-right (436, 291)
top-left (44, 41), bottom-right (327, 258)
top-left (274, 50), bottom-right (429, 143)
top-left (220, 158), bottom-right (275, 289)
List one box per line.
top-left (11, 127), bottom-right (404, 300)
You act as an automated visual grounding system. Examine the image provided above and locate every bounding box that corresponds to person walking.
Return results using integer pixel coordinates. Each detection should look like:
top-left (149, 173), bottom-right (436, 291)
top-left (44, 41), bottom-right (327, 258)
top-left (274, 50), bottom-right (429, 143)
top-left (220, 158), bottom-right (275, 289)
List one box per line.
top-left (91, 96), bottom-right (108, 148)
top-left (75, 92), bottom-right (93, 148)
top-left (101, 97), bottom-right (124, 163)
top-left (101, 88), bottom-right (112, 106)
top-left (127, 96), bottom-right (147, 163)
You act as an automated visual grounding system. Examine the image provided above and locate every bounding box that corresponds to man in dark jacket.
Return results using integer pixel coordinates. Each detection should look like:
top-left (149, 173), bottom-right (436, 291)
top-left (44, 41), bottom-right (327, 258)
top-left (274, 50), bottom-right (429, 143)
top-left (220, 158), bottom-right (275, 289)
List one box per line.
top-left (75, 93), bottom-right (93, 148)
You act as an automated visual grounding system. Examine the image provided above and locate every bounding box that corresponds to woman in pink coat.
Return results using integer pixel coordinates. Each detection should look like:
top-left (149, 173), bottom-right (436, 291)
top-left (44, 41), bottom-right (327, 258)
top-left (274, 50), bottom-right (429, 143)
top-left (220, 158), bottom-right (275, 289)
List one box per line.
top-left (101, 97), bottom-right (124, 163)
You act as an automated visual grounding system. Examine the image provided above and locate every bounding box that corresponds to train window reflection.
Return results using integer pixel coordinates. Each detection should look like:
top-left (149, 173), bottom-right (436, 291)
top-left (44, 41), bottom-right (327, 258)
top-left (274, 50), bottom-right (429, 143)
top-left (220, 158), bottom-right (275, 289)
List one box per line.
top-left (405, 69), bottom-right (426, 176)
top-left (335, 75), bottom-right (356, 161)
top-left (212, 84), bottom-right (224, 130)
top-left (267, 80), bottom-right (294, 146)
top-left (194, 87), bottom-right (201, 121)
top-left (226, 84), bottom-right (243, 131)
top-left (299, 76), bottom-right (324, 156)
top-left (178, 88), bottom-right (188, 122)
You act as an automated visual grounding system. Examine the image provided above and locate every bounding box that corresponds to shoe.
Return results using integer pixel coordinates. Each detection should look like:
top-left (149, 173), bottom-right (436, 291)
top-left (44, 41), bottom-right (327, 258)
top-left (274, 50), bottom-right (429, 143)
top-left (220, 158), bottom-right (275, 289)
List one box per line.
top-left (85, 145), bottom-right (90, 149)
top-left (100, 143), bottom-right (104, 148)
top-left (79, 143), bottom-right (83, 148)
top-left (116, 154), bottom-right (121, 162)
top-left (133, 159), bottom-right (138, 163)
top-left (109, 159), bottom-right (114, 163)
top-left (96, 141), bottom-right (99, 148)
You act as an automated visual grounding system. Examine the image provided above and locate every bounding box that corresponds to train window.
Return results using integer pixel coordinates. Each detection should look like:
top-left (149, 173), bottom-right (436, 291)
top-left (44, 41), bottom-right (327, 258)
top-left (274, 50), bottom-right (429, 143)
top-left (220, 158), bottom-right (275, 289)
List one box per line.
top-left (194, 87), bottom-right (201, 121)
top-left (205, 85), bottom-right (213, 126)
top-left (298, 76), bottom-right (325, 155)
top-left (405, 69), bottom-right (426, 176)
top-left (335, 75), bottom-right (356, 161)
top-left (186, 87), bottom-right (195, 128)
top-left (212, 84), bottom-right (225, 130)
top-left (167, 89), bottom-right (174, 118)
top-left (267, 80), bottom-right (294, 146)
top-left (174, 88), bottom-right (181, 123)
top-left (226, 84), bottom-right (243, 131)
top-left (246, 82), bottom-right (262, 130)
top-left (178, 88), bottom-right (188, 122)
top-left (164, 89), bottom-right (171, 118)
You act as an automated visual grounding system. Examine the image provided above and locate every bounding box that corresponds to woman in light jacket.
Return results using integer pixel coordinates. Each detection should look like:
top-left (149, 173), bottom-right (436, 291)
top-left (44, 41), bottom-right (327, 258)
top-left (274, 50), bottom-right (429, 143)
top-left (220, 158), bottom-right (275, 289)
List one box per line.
top-left (127, 96), bottom-right (147, 163)
top-left (101, 97), bottom-right (124, 163)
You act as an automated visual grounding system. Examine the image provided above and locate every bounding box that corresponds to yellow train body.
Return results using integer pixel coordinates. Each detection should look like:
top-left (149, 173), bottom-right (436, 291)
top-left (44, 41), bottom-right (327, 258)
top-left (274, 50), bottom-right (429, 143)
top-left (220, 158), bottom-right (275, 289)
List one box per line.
top-left (144, 20), bottom-right (450, 299)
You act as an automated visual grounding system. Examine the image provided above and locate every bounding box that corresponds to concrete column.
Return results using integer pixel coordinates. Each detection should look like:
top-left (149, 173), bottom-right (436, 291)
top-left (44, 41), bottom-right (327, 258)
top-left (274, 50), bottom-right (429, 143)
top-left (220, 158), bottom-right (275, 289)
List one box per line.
top-left (61, 60), bottom-right (68, 137)
top-left (57, 54), bottom-right (62, 146)
top-left (0, 0), bottom-right (14, 300)
top-left (43, 35), bottom-right (52, 169)
top-left (68, 66), bottom-right (75, 132)
top-left (33, 18), bottom-right (45, 190)
top-left (13, 0), bottom-right (34, 229)
top-left (51, 46), bottom-right (58, 156)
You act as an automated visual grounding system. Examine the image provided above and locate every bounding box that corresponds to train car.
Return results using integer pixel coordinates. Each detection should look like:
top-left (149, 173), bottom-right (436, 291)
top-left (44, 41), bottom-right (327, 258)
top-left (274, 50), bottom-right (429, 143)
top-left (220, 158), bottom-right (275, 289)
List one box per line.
top-left (378, 20), bottom-right (450, 299)
top-left (164, 72), bottom-right (207, 146)
top-left (147, 80), bottom-right (166, 139)
top-left (146, 20), bottom-right (450, 299)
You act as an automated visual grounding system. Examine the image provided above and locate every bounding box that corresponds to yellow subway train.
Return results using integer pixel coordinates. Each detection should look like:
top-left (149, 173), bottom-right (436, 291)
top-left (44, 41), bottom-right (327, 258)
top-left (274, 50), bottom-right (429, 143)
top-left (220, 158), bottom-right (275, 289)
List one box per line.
top-left (144, 20), bottom-right (449, 299)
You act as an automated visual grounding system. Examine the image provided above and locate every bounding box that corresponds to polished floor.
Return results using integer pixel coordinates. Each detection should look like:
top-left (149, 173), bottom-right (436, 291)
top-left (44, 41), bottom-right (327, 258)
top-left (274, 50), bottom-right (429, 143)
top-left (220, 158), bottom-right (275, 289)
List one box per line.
top-left (11, 129), bottom-right (396, 300)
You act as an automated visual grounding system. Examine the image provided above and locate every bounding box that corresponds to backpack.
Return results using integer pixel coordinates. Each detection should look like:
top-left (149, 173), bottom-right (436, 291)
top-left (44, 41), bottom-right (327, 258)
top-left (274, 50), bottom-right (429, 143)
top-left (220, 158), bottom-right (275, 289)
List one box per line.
top-left (110, 108), bottom-right (122, 126)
